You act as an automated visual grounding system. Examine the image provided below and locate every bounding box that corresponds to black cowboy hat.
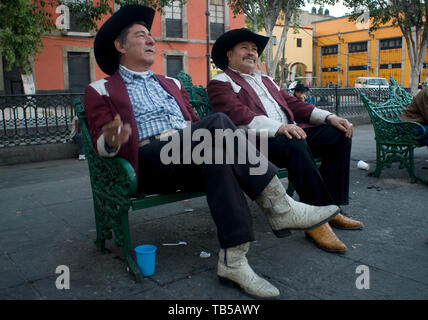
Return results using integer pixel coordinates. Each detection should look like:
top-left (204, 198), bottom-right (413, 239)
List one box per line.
top-left (294, 83), bottom-right (309, 92)
top-left (94, 5), bottom-right (155, 75)
top-left (211, 28), bottom-right (269, 70)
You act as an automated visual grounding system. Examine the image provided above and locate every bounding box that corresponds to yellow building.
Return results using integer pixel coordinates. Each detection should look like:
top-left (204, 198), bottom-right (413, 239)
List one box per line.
top-left (270, 25), bottom-right (315, 85)
top-left (313, 16), bottom-right (428, 87)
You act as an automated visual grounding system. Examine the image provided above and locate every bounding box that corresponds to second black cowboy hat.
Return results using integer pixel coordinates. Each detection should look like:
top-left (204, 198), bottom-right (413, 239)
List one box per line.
top-left (211, 28), bottom-right (269, 70)
top-left (294, 83), bottom-right (310, 92)
top-left (94, 5), bottom-right (155, 75)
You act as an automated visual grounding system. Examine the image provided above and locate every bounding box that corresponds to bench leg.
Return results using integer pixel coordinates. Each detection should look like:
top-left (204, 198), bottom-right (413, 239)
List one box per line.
top-left (368, 142), bottom-right (384, 178)
top-left (93, 197), bottom-right (109, 254)
top-left (404, 147), bottom-right (427, 184)
top-left (93, 195), bottom-right (143, 281)
top-left (120, 211), bottom-right (143, 282)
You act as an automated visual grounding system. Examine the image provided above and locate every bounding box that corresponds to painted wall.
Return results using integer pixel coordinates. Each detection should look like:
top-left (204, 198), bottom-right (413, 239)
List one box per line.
top-left (31, 0), bottom-right (245, 92)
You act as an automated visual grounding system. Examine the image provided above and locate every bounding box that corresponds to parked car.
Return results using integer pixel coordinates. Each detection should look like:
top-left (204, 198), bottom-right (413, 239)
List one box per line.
top-left (354, 77), bottom-right (389, 89)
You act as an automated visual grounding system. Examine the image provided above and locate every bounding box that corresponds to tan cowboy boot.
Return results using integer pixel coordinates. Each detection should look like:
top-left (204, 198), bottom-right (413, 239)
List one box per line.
top-left (305, 223), bottom-right (347, 254)
top-left (255, 176), bottom-right (339, 237)
top-left (217, 243), bottom-right (280, 299)
top-left (329, 213), bottom-right (364, 230)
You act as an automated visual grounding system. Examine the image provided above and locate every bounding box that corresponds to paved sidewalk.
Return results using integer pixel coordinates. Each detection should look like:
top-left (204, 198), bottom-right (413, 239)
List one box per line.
top-left (0, 124), bottom-right (427, 300)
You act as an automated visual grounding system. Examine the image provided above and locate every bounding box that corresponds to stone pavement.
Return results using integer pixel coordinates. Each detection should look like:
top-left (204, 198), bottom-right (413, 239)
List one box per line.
top-left (0, 124), bottom-right (427, 300)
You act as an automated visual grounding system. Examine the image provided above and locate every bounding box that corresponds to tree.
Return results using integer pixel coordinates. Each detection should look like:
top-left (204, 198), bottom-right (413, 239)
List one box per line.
top-left (0, 0), bottom-right (56, 74)
top-left (344, 0), bottom-right (428, 94)
top-left (229, 0), bottom-right (305, 78)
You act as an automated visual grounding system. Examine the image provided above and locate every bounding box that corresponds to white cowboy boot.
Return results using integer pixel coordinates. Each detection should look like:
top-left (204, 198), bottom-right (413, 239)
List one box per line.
top-left (256, 176), bottom-right (339, 237)
top-left (217, 243), bottom-right (280, 299)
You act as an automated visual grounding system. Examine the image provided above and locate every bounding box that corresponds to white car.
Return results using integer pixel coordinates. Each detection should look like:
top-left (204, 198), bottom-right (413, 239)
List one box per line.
top-left (354, 77), bottom-right (389, 89)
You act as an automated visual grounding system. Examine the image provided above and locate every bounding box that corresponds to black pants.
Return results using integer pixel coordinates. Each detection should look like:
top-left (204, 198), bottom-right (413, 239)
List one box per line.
top-left (137, 113), bottom-right (278, 249)
top-left (267, 124), bottom-right (351, 206)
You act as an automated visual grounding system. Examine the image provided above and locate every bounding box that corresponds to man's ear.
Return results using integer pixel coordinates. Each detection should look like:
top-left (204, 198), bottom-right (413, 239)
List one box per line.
top-left (114, 39), bottom-right (127, 54)
top-left (226, 50), bottom-right (232, 61)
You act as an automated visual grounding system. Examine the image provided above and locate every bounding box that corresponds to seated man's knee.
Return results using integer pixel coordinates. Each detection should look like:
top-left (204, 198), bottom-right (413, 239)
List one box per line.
top-left (205, 112), bottom-right (236, 129)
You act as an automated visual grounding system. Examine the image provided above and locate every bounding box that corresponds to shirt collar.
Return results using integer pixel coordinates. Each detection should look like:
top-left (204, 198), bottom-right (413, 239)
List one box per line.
top-left (228, 67), bottom-right (263, 81)
top-left (119, 65), bottom-right (154, 84)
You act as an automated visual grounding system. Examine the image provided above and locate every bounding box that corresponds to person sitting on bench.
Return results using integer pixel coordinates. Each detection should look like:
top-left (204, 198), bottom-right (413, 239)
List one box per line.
top-left (207, 28), bottom-right (364, 255)
top-left (84, 5), bottom-right (339, 299)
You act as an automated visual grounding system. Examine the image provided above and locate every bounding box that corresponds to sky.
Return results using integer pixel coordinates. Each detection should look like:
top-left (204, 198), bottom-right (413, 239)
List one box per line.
top-left (302, 1), bottom-right (353, 17)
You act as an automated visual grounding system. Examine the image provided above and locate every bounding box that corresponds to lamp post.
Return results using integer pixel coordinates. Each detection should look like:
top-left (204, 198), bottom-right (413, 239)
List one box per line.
top-left (206, 0), bottom-right (211, 85)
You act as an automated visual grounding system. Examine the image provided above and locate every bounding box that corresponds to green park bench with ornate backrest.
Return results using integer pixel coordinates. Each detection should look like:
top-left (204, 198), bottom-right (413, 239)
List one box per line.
top-left (361, 77), bottom-right (427, 184)
top-left (74, 71), bottom-right (319, 282)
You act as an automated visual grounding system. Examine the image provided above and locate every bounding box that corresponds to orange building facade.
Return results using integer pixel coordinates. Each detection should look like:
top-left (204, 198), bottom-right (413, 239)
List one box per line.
top-left (0, 0), bottom-right (244, 94)
top-left (313, 16), bottom-right (428, 87)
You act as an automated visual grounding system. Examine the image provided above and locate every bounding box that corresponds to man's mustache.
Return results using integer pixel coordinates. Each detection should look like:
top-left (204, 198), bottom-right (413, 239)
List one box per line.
top-left (243, 55), bottom-right (256, 61)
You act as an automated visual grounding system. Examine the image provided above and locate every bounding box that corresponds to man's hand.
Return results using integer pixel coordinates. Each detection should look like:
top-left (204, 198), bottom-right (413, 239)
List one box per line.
top-left (276, 124), bottom-right (307, 139)
top-left (102, 114), bottom-right (132, 148)
top-left (326, 115), bottom-right (353, 138)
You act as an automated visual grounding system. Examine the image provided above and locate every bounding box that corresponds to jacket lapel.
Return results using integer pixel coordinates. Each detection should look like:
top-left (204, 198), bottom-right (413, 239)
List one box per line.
top-left (225, 69), bottom-right (268, 116)
top-left (105, 71), bottom-right (133, 116)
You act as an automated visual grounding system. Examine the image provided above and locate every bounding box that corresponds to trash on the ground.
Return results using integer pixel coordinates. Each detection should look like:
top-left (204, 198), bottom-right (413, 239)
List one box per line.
top-left (162, 241), bottom-right (187, 246)
top-left (16, 210), bottom-right (22, 216)
top-left (357, 160), bottom-right (370, 170)
top-left (183, 208), bottom-right (194, 212)
top-left (352, 245), bottom-right (356, 249)
top-left (199, 251), bottom-right (211, 258)
top-left (367, 185), bottom-right (382, 191)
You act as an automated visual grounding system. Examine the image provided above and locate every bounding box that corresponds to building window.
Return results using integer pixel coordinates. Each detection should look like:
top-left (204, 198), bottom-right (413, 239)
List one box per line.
top-left (348, 65), bottom-right (368, 71)
top-left (63, 46), bottom-right (95, 92)
top-left (166, 55), bottom-right (183, 78)
top-left (380, 37), bottom-right (402, 50)
top-left (165, 1), bottom-right (183, 38)
top-left (296, 38), bottom-right (302, 48)
top-left (321, 45), bottom-right (338, 55)
top-left (349, 41), bottom-right (367, 53)
top-left (379, 63), bottom-right (402, 69)
top-left (67, 52), bottom-right (90, 92)
top-left (66, 0), bottom-right (89, 33)
top-left (210, 0), bottom-right (224, 41)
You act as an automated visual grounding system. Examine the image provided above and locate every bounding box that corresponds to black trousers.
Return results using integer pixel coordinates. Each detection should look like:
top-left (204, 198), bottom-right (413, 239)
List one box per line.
top-left (267, 124), bottom-right (351, 207)
top-left (137, 113), bottom-right (278, 249)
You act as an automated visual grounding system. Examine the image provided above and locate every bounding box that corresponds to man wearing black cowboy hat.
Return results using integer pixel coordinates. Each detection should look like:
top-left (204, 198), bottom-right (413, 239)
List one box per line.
top-left (207, 28), bottom-right (364, 254)
top-left (292, 83), bottom-right (310, 102)
top-left (84, 5), bottom-right (340, 298)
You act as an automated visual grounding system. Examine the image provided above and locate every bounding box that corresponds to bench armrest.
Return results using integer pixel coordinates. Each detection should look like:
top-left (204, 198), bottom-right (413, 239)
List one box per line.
top-left (74, 98), bottom-right (138, 200)
top-left (88, 155), bottom-right (138, 201)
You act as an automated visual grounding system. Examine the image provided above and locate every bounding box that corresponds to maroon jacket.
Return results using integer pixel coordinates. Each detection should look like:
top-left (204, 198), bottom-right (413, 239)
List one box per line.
top-left (207, 68), bottom-right (315, 129)
top-left (84, 70), bottom-right (199, 178)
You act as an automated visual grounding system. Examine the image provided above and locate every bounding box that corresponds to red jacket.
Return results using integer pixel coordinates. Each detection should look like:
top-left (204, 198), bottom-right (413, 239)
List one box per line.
top-left (207, 68), bottom-right (315, 129)
top-left (84, 70), bottom-right (199, 178)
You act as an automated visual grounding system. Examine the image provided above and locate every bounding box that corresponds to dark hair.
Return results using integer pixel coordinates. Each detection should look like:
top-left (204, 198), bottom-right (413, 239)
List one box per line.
top-left (115, 21), bottom-right (148, 48)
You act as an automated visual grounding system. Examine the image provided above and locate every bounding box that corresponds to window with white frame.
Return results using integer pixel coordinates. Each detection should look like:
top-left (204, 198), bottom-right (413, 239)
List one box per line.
top-left (210, 0), bottom-right (224, 40)
top-left (165, 1), bottom-right (183, 38)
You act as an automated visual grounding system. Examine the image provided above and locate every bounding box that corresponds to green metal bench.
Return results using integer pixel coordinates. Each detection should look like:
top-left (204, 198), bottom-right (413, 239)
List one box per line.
top-left (361, 77), bottom-right (427, 184)
top-left (75, 72), bottom-right (319, 282)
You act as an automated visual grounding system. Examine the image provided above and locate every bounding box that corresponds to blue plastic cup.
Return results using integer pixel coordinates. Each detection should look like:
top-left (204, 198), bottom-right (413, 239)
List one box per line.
top-left (135, 244), bottom-right (157, 276)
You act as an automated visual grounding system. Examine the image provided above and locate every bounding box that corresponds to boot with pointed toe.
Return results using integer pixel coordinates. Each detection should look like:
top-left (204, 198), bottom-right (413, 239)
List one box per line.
top-left (255, 176), bottom-right (339, 237)
top-left (305, 223), bottom-right (347, 254)
top-left (217, 243), bottom-right (280, 299)
top-left (329, 213), bottom-right (363, 230)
